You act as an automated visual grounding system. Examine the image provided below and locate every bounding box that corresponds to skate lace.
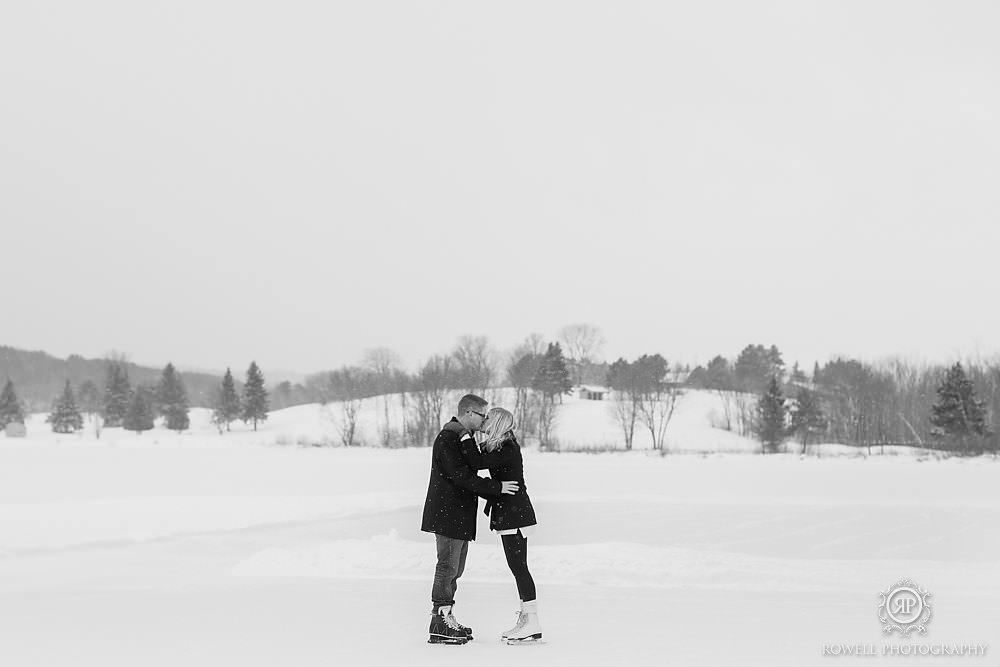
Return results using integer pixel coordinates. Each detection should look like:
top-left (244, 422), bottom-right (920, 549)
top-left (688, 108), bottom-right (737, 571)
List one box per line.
top-left (513, 611), bottom-right (527, 629)
top-left (443, 612), bottom-right (463, 631)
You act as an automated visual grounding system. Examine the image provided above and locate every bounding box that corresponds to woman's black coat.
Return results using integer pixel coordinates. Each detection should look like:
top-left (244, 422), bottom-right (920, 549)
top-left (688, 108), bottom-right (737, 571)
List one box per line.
top-left (482, 435), bottom-right (537, 532)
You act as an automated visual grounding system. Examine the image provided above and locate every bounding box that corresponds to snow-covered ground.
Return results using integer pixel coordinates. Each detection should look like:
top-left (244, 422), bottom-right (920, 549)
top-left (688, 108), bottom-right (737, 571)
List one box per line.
top-left (1, 391), bottom-right (996, 666)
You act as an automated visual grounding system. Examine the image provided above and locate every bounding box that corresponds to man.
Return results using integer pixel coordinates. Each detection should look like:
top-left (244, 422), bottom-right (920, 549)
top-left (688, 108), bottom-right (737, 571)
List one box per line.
top-left (420, 393), bottom-right (519, 645)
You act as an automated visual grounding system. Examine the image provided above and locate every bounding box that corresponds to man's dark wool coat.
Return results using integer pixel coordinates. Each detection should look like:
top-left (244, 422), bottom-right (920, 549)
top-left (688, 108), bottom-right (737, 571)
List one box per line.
top-left (421, 418), bottom-right (501, 541)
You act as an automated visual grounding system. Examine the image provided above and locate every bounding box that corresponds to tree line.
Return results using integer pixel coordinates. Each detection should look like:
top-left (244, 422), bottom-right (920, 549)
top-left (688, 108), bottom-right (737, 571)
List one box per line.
top-left (0, 346), bottom-right (225, 411)
top-left (0, 323), bottom-right (605, 444)
top-left (0, 359), bottom-right (270, 436)
top-left (5, 329), bottom-right (999, 455)
top-left (688, 344), bottom-right (1000, 456)
top-left (303, 335), bottom-right (576, 449)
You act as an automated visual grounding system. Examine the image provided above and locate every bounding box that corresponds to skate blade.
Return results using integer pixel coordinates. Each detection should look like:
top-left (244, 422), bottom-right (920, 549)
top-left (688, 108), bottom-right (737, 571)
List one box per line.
top-left (505, 634), bottom-right (544, 645)
top-left (428, 635), bottom-right (469, 645)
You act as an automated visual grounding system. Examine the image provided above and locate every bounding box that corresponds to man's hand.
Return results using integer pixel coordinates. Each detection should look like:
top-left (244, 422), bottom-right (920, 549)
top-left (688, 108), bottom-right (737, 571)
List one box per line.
top-left (501, 481), bottom-right (519, 495)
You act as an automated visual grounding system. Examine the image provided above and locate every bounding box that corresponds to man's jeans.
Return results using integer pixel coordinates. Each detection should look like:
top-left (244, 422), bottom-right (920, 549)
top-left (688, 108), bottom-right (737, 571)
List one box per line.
top-left (431, 534), bottom-right (469, 612)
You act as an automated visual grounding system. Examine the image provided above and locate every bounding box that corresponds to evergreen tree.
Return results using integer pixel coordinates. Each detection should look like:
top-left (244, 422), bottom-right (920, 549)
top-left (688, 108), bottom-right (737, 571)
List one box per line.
top-left (508, 353), bottom-right (543, 391)
top-left (632, 354), bottom-right (668, 395)
top-left (157, 362), bottom-right (190, 432)
top-left (789, 387), bottom-right (827, 452)
top-left (213, 368), bottom-right (242, 432)
top-left (123, 387), bottom-right (156, 434)
top-left (530, 343), bottom-right (571, 449)
top-left (242, 362), bottom-right (269, 431)
top-left (756, 376), bottom-right (787, 453)
top-left (77, 380), bottom-right (101, 418)
top-left (102, 361), bottom-right (132, 428)
top-left (930, 362), bottom-right (989, 454)
top-left (47, 380), bottom-right (84, 433)
top-left (790, 362), bottom-right (808, 383)
top-left (0, 379), bottom-right (26, 428)
top-left (604, 357), bottom-right (633, 392)
top-left (703, 355), bottom-right (734, 390)
top-left (531, 343), bottom-right (573, 400)
top-left (733, 344), bottom-right (785, 393)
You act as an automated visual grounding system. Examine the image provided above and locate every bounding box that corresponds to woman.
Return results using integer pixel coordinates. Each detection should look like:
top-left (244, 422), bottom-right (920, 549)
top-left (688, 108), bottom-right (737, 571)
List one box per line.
top-left (480, 407), bottom-right (542, 644)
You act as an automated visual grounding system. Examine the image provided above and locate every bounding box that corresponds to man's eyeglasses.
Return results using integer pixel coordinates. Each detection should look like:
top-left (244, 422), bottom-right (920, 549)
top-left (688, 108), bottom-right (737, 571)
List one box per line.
top-left (470, 410), bottom-right (487, 420)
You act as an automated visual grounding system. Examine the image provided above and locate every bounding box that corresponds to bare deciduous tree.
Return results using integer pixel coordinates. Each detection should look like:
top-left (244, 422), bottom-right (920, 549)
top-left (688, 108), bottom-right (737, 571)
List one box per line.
top-left (451, 335), bottom-right (496, 395)
top-left (626, 354), bottom-right (678, 451)
top-left (364, 348), bottom-right (401, 380)
top-left (521, 333), bottom-right (546, 356)
top-left (886, 357), bottom-right (929, 446)
top-left (735, 393), bottom-right (757, 437)
top-left (537, 397), bottom-right (558, 450)
top-left (412, 355), bottom-right (455, 446)
top-left (318, 367), bottom-right (368, 446)
top-left (639, 385), bottom-right (681, 451)
top-left (606, 358), bottom-right (640, 450)
top-left (559, 323), bottom-right (605, 386)
top-left (395, 369), bottom-right (411, 445)
top-left (340, 398), bottom-right (362, 447)
top-left (714, 389), bottom-right (735, 432)
top-left (365, 347), bottom-right (401, 447)
top-left (609, 392), bottom-right (639, 450)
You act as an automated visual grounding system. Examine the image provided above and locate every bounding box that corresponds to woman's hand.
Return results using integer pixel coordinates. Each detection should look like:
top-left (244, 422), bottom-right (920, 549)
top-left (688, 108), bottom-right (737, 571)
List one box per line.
top-left (501, 481), bottom-right (520, 495)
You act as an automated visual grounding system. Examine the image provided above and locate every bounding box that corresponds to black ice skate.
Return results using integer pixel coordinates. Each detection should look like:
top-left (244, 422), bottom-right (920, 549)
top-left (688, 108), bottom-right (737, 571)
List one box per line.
top-left (427, 605), bottom-right (469, 645)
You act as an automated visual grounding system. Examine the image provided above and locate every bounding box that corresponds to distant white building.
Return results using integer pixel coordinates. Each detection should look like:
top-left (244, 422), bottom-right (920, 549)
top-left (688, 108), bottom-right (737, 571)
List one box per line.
top-left (575, 385), bottom-right (611, 401)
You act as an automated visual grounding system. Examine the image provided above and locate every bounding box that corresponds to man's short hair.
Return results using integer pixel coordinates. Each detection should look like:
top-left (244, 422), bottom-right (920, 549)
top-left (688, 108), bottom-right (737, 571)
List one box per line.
top-left (457, 394), bottom-right (488, 415)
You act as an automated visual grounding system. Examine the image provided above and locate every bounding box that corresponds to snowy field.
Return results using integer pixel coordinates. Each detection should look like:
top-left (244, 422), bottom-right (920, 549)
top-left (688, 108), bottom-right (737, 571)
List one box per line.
top-left (1, 391), bottom-right (997, 666)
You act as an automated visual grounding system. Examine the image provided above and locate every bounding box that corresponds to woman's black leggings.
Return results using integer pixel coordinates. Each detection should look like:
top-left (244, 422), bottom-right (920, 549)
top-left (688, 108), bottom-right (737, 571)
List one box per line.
top-left (501, 532), bottom-right (536, 601)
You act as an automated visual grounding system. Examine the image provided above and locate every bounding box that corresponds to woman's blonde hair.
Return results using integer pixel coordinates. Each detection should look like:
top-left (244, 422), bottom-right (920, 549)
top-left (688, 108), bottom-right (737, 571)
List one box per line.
top-left (481, 407), bottom-right (515, 452)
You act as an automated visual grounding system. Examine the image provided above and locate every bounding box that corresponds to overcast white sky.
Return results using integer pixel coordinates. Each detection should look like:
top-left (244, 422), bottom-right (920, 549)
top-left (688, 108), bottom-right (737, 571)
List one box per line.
top-left (2, 1), bottom-right (999, 376)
